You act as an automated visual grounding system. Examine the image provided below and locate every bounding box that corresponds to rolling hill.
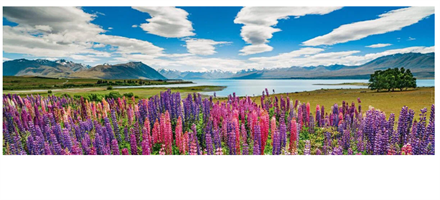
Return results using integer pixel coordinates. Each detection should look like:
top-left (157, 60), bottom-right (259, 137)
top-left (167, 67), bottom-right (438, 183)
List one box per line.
top-left (71, 62), bottom-right (166, 80)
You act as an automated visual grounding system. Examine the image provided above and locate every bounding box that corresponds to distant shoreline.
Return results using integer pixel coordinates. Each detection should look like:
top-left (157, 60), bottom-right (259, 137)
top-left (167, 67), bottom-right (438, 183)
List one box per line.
top-left (313, 82), bottom-right (369, 86)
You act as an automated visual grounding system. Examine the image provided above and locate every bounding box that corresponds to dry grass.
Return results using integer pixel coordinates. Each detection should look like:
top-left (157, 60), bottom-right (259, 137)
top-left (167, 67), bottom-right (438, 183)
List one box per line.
top-left (248, 87), bottom-right (435, 119)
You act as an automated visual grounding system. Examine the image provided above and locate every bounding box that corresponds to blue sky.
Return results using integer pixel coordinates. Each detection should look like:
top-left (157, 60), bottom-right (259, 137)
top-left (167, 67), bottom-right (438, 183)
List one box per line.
top-left (2, 6), bottom-right (435, 71)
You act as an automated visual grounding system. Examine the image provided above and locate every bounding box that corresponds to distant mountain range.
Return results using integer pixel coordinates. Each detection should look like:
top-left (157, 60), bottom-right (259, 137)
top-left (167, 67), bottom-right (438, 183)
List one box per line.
top-left (2, 52), bottom-right (434, 80)
top-left (231, 53), bottom-right (434, 79)
top-left (3, 59), bottom-right (165, 80)
top-left (3, 59), bottom-right (91, 77)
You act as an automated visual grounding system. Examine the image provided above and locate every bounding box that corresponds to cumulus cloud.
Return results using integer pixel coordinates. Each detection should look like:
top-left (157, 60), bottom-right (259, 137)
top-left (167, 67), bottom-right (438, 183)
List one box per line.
top-left (35, 25), bottom-right (53, 32)
top-left (70, 54), bottom-right (100, 62)
top-left (239, 44), bottom-right (273, 55)
top-left (303, 7), bottom-right (434, 46)
top-left (3, 58), bottom-right (12, 62)
top-left (132, 25), bottom-right (138, 28)
top-left (3, 7), bottom-right (164, 64)
top-left (234, 7), bottom-right (342, 55)
top-left (184, 39), bottom-right (231, 56)
top-left (93, 43), bottom-right (106, 48)
top-left (133, 6), bottom-right (195, 38)
top-left (366, 43), bottom-right (392, 48)
top-left (408, 37), bottom-right (416, 41)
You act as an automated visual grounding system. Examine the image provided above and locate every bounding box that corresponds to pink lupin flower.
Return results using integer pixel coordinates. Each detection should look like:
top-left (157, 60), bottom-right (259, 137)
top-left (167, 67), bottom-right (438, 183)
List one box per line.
top-left (175, 117), bottom-right (183, 154)
top-left (289, 119), bottom-right (298, 154)
top-left (121, 148), bottom-right (129, 155)
top-left (270, 116), bottom-right (277, 146)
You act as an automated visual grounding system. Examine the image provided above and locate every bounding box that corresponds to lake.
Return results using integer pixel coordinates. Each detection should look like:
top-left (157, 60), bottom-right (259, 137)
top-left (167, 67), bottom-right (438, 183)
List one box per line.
top-left (115, 79), bottom-right (435, 97)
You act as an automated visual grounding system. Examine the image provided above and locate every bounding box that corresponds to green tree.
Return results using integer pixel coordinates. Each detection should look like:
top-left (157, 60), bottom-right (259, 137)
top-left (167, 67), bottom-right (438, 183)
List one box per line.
top-left (368, 67), bottom-right (416, 92)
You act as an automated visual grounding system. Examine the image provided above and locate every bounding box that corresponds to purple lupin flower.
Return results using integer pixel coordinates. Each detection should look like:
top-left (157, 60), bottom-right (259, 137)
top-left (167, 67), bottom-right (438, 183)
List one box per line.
top-left (242, 142), bottom-right (249, 155)
top-left (205, 131), bottom-right (213, 155)
top-left (304, 140), bottom-right (311, 155)
top-left (332, 146), bottom-right (343, 155)
top-left (141, 140), bottom-right (150, 155)
top-left (253, 143), bottom-right (260, 155)
top-left (62, 128), bottom-right (73, 152)
top-left (124, 126), bottom-right (129, 142)
top-left (111, 139), bottom-right (120, 155)
top-left (111, 110), bottom-right (122, 143)
top-left (44, 142), bottom-right (52, 155)
top-left (316, 148), bottom-right (322, 155)
top-left (130, 134), bottom-right (137, 155)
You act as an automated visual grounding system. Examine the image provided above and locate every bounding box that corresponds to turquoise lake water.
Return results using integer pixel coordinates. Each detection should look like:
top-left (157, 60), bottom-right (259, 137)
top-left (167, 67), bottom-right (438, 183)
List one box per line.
top-left (115, 79), bottom-right (435, 97)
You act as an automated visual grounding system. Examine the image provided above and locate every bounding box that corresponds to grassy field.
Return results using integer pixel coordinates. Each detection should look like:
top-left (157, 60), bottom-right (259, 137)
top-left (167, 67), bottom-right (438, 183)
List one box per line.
top-left (3, 76), bottom-right (192, 90)
top-left (248, 87), bottom-right (434, 119)
top-left (3, 85), bottom-right (226, 100)
top-left (3, 76), bottom-right (434, 119)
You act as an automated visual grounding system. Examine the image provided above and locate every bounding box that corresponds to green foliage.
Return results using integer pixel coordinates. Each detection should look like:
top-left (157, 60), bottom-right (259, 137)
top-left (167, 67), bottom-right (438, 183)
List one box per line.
top-left (47, 90), bottom-right (52, 94)
top-left (106, 92), bottom-right (123, 99)
top-left (84, 93), bottom-right (105, 101)
top-left (61, 93), bottom-right (71, 98)
top-left (368, 67), bottom-right (416, 92)
top-left (107, 86), bottom-right (113, 90)
top-left (123, 92), bottom-right (134, 98)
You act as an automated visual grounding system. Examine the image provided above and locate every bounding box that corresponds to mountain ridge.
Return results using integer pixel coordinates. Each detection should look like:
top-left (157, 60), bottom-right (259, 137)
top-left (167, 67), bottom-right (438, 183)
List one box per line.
top-left (2, 52), bottom-right (434, 79)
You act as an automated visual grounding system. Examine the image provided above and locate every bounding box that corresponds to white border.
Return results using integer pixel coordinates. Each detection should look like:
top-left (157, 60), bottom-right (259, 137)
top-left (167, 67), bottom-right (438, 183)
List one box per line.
top-left (1, 1), bottom-right (439, 200)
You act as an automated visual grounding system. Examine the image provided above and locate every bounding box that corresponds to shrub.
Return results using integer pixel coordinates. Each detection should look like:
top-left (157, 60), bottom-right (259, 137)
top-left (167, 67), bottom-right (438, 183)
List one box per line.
top-left (106, 91), bottom-right (122, 99)
top-left (123, 92), bottom-right (134, 98)
top-left (107, 86), bottom-right (113, 90)
top-left (48, 90), bottom-right (52, 94)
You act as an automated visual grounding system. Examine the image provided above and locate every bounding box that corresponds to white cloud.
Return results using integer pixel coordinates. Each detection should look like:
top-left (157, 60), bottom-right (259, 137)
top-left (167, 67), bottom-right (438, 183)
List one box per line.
top-left (234, 7), bottom-right (342, 55)
top-left (70, 54), bottom-right (100, 62)
top-left (35, 25), bottom-right (53, 32)
top-left (408, 37), bottom-right (416, 41)
top-left (132, 7), bottom-right (195, 38)
top-left (184, 39), bottom-right (231, 56)
top-left (151, 56), bottom-right (247, 72)
top-left (3, 58), bottom-right (12, 62)
top-left (132, 25), bottom-right (138, 28)
top-left (108, 27), bottom-right (113, 30)
top-left (366, 43), bottom-right (392, 48)
top-left (239, 44), bottom-right (274, 55)
top-left (93, 43), bottom-right (106, 48)
top-left (303, 7), bottom-right (434, 46)
top-left (3, 7), bottom-right (164, 64)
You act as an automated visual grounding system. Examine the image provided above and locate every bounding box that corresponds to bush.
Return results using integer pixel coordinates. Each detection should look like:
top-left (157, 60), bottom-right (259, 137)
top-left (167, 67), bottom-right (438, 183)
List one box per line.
top-left (107, 86), bottom-right (113, 90)
top-left (106, 91), bottom-right (122, 99)
top-left (85, 93), bottom-right (105, 101)
top-left (123, 92), bottom-right (134, 98)
top-left (48, 90), bottom-right (52, 94)
top-left (74, 95), bottom-right (82, 99)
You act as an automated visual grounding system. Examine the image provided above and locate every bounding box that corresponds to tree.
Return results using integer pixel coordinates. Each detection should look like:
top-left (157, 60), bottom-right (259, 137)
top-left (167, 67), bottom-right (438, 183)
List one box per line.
top-left (368, 67), bottom-right (416, 92)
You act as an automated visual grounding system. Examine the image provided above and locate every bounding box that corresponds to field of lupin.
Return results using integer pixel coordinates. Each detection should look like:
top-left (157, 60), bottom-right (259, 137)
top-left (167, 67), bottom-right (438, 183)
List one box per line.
top-left (2, 89), bottom-right (435, 155)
